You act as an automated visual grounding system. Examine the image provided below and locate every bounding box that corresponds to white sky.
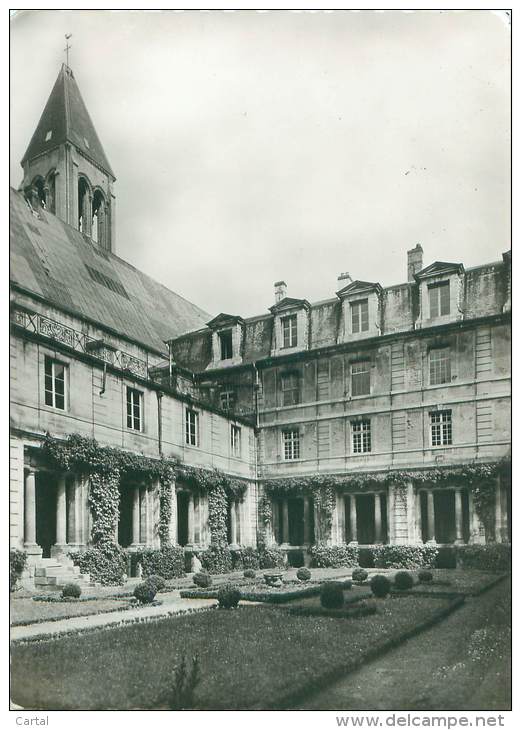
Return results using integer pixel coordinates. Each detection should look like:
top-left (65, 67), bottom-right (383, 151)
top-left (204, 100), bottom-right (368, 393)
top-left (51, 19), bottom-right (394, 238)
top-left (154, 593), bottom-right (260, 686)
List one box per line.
top-left (10, 9), bottom-right (510, 318)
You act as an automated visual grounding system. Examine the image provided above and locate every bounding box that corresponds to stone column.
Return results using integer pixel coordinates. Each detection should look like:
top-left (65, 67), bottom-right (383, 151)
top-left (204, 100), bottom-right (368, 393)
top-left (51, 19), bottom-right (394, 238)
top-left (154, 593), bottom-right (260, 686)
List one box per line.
top-left (139, 487), bottom-right (148, 545)
top-left (282, 499), bottom-right (289, 544)
top-left (83, 192), bottom-right (92, 236)
top-left (426, 490), bottom-right (436, 543)
top-left (468, 490), bottom-right (486, 544)
top-left (495, 477), bottom-right (507, 543)
top-left (66, 479), bottom-right (76, 546)
top-left (230, 502), bottom-right (238, 547)
top-left (454, 488), bottom-right (464, 545)
top-left (131, 486), bottom-right (141, 545)
top-left (415, 490), bottom-right (423, 544)
top-left (54, 475), bottom-right (67, 552)
top-left (349, 495), bottom-right (358, 545)
top-left (387, 485), bottom-right (395, 544)
top-left (406, 481), bottom-right (417, 543)
top-left (168, 484), bottom-right (177, 545)
top-left (24, 470), bottom-right (38, 547)
top-left (187, 493), bottom-right (195, 545)
top-left (374, 493), bottom-right (382, 544)
top-left (303, 496), bottom-right (311, 545)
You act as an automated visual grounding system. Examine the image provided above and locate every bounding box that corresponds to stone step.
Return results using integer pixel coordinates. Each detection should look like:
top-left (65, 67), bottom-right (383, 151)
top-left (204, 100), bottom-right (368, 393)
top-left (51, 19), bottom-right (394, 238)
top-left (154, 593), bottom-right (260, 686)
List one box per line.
top-left (34, 566), bottom-right (79, 577)
top-left (34, 574), bottom-right (91, 587)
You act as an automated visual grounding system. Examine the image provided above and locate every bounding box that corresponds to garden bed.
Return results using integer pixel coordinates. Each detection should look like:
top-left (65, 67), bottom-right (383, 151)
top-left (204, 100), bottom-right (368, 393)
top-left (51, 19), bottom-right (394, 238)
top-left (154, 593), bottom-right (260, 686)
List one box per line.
top-left (11, 594), bottom-right (461, 710)
top-left (180, 581), bottom-right (322, 603)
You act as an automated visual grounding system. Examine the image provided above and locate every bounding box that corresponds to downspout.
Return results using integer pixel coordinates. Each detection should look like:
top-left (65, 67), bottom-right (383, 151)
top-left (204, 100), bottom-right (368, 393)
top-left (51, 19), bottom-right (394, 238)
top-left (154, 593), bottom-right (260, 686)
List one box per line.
top-left (253, 362), bottom-right (261, 545)
top-left (157, 391), bottom-right (163, 456)
top-left (99, 362), bottom-right (107, 396)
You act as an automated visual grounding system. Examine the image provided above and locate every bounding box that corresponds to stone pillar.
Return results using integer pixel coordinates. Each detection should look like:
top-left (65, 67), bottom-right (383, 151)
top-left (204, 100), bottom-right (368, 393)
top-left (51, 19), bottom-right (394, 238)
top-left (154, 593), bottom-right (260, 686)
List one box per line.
top-left (230, 501), bottom-right (238, 546)
top-left (187, 493), bottom-right (195, 545)
top-left (426, 490), bottom-right (436, 543)
top-left (66, 479), bottom-right (76, 546)
top-left (139, 487), bottom-right (148, 545)
top-left (303, 496), bottom-right (311, 545)
top-left (406, 481), bottom-right (417, 543)
top-left (24, 470), bottom-right (38, 547)
top-left (54, 475), bottom-right (67, 552)
top-left (131, 486), bottom-right (141, 546)
top-left (495, 477), bottom-right (508, 543)
top-left (349, 495), bottom-right (358, 545)
top-left (454, 488), bottom-right (464, 545)
top-left (415, 490), bottom-right (423, 544)
top-left (83, 192), bottom-right (92, 236)
top-left (468, 490), bottom-right (486, 544)
top-left (387, 485), bottom-right (395, 544)
top-left (168, 484), bottom-right (177, 545)
top-left (374, 493), bottom-right (382, 544)
top-left (282, 499), bottom-right (289, 544)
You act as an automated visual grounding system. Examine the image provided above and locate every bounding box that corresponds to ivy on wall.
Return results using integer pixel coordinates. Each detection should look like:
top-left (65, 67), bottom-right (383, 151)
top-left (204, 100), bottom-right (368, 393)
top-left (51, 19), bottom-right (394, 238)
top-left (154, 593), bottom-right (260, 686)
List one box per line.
top-left (261, 460), bottom-right (510, 545)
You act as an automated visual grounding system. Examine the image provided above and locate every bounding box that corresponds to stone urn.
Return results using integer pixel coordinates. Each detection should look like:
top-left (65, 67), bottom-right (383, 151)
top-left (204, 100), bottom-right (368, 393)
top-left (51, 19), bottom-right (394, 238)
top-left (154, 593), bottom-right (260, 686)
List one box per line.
top-left (264, 572), bottom-right (283, 588)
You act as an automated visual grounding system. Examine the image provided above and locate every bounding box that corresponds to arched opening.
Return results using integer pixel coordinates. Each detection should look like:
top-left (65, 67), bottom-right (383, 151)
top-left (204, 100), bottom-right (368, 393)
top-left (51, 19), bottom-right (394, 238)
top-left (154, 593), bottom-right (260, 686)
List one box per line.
top-left (45, 171), bottom-right (56, 214)
top-left (78, 176), bottom-right (91, 234)
top-left (31, 176), bottom-right (46, 209)
top-left (92, 189), bottom-right (106, 246)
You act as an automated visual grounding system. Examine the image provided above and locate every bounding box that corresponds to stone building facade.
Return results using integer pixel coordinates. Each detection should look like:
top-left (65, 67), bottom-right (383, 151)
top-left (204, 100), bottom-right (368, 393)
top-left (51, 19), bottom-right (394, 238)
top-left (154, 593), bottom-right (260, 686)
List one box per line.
top-left (10, 64), bottom-right (511, 585)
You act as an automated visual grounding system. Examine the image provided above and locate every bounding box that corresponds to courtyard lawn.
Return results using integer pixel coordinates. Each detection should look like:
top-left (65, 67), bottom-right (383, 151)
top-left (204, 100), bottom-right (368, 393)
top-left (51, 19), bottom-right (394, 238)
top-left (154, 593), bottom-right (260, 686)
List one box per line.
top-left (11, 594), bottom-right (457, 710)
top-left (411, 570), bottom-right (505, 596)
top-left (10, 595), bottom-right (134, 626)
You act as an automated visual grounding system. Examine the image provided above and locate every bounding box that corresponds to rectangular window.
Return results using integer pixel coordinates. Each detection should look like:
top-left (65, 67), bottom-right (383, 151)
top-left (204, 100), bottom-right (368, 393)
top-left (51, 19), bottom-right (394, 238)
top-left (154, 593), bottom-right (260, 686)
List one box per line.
top-left (281, 372), bottom-right (300, 406)
top-left (281, 315), bottom-right (298, 348)
top-left (44, 357), bottom-right (67, 410)
top-left (352, 420), bottom-right (371, 453)
top-left (282, 429), bottom-right (300, 460)
top-left (430, 410), bottom-right (452, 446)
top-left (351, 361), bottom-right (371, 396)
top-left (219, 330), bottom-right (233, 360)
top-left (351, 299), bottom-right (369, 333)
top-left (428, 281), bottom-right (450, 318)
top-left (185, 408), bottom-right (199, 446)
top-left (220, 390), bottom-right (235, 411)
top-left (126, 387), bottom-right (143, 431)
top-left (231, 424), bottom-right (241, 457)
top-left (429, 348), bottom-right (451, 385)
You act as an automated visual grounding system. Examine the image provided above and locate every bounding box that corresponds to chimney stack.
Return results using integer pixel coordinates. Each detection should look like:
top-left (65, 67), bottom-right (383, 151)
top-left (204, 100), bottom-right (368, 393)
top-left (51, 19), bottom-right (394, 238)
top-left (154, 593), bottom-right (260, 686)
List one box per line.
top-left (274, 280), bottom-right (287, 304)
top-left (337, 271), bottom-right (352, 291)
top-left (407, 244), bottom-right (423, 282)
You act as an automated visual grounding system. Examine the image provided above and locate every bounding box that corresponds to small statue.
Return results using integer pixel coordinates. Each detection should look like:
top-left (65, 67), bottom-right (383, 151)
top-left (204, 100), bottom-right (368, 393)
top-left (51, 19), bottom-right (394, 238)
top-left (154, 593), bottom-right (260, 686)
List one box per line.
top-left (191, 553), bottom-right (202, 574)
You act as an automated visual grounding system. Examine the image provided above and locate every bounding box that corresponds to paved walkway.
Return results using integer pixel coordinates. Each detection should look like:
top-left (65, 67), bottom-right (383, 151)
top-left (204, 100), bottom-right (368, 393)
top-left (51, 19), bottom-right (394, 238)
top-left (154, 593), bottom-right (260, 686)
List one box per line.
top-left (298, 578), bottom-right (510, 711)
top-left (10, 590), bottom-right (216, 642)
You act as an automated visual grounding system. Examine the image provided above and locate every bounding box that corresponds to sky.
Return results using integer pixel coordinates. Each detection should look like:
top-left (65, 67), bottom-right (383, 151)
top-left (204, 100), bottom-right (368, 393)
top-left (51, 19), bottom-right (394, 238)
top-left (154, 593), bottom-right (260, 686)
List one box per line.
top-left (10, 9), bottom-right (510, 319)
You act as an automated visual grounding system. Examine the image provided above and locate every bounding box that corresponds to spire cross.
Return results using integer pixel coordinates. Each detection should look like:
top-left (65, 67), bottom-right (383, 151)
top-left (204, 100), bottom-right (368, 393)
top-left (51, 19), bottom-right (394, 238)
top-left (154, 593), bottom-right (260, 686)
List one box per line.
top-left (64, 34), bottom-right (72, 67)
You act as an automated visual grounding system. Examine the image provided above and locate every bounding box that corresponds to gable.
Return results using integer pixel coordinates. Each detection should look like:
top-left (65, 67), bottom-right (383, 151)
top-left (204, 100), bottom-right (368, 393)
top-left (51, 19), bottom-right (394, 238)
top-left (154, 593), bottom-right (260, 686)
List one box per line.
top-left (415, 261), bottom-right (464, 280)
top-left (269, 296), bottom-right (310, 314)
top-left (336, 280), bottom-right (381, 298)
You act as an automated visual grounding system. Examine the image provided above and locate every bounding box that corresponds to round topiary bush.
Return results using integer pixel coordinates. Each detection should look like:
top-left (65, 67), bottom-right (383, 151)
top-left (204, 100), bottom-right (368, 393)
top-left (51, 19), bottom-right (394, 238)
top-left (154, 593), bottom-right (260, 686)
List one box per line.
top-left (418, 569), bottom-right (433, 583)
top-left (217, 585), bottom-right (241, 609)
top-left (352, 568), bottom-right (368, 583)
top-left (394, 570), bottom-right (414, 590)
top-left (134, 581), bottom-right (157, 604)
top-left (243, 569), bottom-right (256, 579)
top-left (296, 567), bottom-right (311, 582)
top-left (320, 582), bottom-right (345, 610)
top-left (146, 574), bottom-right (166, 593)
top-left (340, 579), bottom-right (352, 590)
top-left (193, 571), bottom-right (212, 588)
top-left (61, 582), bottom-right (82, 599)
top-left (370, 574), bottom-right (391, 598)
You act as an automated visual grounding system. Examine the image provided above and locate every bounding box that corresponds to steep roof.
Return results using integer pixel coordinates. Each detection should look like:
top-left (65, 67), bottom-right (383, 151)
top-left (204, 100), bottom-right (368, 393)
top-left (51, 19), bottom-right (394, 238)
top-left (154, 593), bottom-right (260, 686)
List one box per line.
top-left (21, 64), bottom-right (115, 179)
top-left (9, 188), bottom-right (211, 354)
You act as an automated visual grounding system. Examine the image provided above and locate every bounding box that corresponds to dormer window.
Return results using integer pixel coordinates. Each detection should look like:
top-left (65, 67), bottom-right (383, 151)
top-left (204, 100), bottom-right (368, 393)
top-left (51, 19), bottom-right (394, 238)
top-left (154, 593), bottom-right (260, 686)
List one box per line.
top-left (428, 281), bottom-right (450, 318)
top-left (219, 330), bottom-right (233, 360)
top-left (351, 299), bottom-right (369, 334)
top-left (282, 315), bottom-right (298, 348)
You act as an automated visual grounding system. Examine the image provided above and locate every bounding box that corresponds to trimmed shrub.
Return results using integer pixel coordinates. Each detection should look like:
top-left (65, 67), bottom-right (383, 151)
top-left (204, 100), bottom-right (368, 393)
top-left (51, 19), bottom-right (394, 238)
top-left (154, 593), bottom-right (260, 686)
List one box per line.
top-left (320, 582), bottom-right (345, 609)
top-left (200, 545), bottom-right (232, 574)
top-left (373, 544), bottom-right (438, 569)
top-left (61, 582), bottom-right (82, 599)
top-left (418, 569), bottom-right (433, 583)
top-left (243, 569), bottom-right (256, 579)
top-left (231, 547), bottom-right (260, 570)
top-left (352, 567), bottom-right (368, 583)
top-left (134, 581), bottom-right (156, 604)
top-left (217, 585), bottom-right (241, 609)
top-left (136, 546), bottom-right (185, 579)
top-left (370, 574), bottom-right (391, 598)
top-left (71, 541), bottom-right (127, 585)
top-left (309, 544), bottom-right (359, 568)
top-left (10, 549), bottom-right (27, 592)
top-left (456, 544), bottom-right (511, 572)
top-left (193, 571), bottom-right (212, 588)
top-left (296, 567), bottom-right (311, 582)
top-left (146, 574), bottom-right (166, 593)
top-left (394, 570), bottom-right (414, 590)
top-left (258, 547), bottom-right (286, 569)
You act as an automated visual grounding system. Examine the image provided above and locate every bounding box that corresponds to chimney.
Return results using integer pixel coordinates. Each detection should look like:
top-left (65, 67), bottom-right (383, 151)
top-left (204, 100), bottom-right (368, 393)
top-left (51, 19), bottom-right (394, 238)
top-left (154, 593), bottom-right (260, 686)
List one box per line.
top-left (337, 271), bottom-right (352, 291)
top-left (274, 280), bottom-right (287, 304)
top-left (407, 244), bottom-right (423, 282)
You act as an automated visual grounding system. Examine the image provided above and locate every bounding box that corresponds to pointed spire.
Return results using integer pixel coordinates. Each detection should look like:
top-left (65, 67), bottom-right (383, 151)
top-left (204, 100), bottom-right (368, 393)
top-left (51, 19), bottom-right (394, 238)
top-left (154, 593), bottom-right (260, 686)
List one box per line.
top-left (21, 64), bottom-right (115, 179)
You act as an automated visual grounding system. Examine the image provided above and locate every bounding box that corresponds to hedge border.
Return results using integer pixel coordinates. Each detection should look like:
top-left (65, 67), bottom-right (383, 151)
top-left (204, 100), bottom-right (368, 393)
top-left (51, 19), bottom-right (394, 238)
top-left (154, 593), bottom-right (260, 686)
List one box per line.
top-left (180, 583), bottom-right (322, 603)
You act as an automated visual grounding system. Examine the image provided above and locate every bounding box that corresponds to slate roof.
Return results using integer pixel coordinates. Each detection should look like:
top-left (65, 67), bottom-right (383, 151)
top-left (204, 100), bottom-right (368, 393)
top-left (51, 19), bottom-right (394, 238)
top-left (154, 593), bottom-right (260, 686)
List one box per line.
top-left (21, 64), bottom-right (115, 179)
top-left (9, 188), bottom-right (211, 354)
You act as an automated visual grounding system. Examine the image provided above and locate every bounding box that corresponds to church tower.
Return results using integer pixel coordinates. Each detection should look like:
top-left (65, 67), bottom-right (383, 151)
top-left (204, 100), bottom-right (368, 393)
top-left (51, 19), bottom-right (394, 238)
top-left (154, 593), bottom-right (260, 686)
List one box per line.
top-left (20, 63), bottom-right (116, 252)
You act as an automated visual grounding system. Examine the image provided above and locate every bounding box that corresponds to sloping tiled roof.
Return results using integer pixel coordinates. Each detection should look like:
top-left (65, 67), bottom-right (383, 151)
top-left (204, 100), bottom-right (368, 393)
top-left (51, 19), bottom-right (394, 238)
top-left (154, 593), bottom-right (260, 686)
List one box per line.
top-left (9, 188), bottom-right (211, 354)
top-left (21, 64), bottom-right (115, 179)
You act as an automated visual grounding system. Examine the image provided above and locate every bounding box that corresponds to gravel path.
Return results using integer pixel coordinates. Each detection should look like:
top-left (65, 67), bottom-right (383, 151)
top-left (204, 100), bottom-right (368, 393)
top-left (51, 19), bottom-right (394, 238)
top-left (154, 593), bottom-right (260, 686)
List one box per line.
top-left (298, 578), bottom-right (510, 711)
